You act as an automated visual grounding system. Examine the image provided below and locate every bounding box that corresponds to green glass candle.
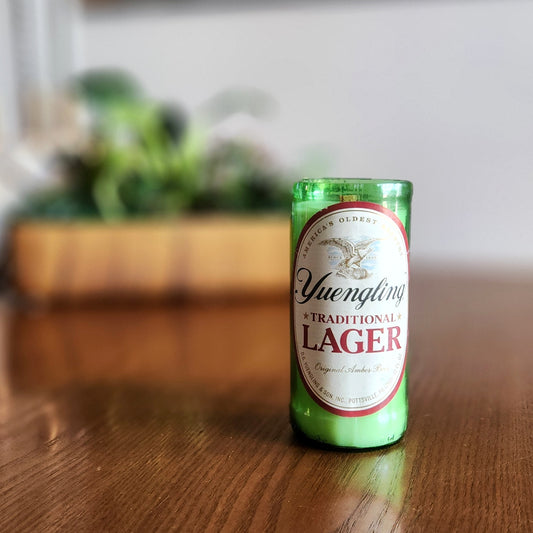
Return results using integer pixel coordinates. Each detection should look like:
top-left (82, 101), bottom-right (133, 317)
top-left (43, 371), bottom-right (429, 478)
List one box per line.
top-left (290, 178), bottom-right (413, 448)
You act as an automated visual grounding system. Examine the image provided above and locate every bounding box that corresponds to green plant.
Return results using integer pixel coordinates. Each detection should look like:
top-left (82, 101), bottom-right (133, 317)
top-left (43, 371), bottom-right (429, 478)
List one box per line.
top-left (20, 69), bottom-right (291, 221)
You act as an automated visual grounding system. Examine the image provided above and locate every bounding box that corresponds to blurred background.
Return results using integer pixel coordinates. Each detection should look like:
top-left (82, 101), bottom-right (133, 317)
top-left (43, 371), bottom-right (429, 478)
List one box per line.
top-left (1, 0), bottom-right (533, 300)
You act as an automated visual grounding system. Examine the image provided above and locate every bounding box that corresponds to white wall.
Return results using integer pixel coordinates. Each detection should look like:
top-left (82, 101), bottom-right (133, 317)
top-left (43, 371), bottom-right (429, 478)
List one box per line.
top-left (84, 1), bottom-right (533, 272)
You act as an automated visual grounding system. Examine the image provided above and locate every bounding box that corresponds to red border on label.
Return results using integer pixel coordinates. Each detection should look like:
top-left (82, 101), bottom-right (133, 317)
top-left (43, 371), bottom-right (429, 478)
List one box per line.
top-left (291, 201), bottom-right (409, 417)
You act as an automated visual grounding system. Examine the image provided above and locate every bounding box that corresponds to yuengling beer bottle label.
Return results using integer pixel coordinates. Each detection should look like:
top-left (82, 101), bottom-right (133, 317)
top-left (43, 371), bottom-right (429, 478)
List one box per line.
top-left (293, 203), bottom-right (408, 416)
top-left (290, 178), bottom-right (412, 449)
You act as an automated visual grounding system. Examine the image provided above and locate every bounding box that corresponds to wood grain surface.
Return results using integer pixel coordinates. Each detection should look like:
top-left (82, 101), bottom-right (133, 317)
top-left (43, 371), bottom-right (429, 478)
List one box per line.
top-left (1, 271), bottom-right (532, 532)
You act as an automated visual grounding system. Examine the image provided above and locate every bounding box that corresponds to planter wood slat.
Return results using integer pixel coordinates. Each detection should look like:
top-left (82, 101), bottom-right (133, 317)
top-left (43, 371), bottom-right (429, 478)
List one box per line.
top-left (11, 216), bottom-right (290, 301)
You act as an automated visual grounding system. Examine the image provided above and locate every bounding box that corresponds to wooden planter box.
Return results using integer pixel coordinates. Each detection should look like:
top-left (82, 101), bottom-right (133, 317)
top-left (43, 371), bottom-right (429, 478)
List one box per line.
top-left (11, 215), bottom-right (290, 301)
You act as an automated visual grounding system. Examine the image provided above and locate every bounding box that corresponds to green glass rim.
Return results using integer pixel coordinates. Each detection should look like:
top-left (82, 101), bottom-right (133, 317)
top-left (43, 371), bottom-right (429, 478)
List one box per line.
top-left (295, 177), bottom-right (412, 186)
top-left (292, 177), bottom-right (413, 200)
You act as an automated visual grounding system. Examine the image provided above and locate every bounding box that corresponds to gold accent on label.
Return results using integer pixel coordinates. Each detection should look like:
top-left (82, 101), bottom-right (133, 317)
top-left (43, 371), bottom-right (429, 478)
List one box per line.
top-left (340, 195), bottom-right (359, 202)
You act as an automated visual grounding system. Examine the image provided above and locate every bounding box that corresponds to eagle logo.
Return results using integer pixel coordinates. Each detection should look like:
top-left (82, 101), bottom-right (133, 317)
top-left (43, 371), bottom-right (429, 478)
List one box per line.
top-left (319, 237), bottom-right (380, 279)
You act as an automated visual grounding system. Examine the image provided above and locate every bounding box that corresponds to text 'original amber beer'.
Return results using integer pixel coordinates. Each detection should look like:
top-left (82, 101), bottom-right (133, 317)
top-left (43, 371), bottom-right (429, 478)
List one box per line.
top-left (291, 178), bottom-right (413, 448)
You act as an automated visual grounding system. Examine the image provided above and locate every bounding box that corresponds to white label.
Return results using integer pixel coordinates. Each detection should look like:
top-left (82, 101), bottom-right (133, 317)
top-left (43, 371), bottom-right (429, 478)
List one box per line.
top-left (292, 202), bottom-right (409, 417)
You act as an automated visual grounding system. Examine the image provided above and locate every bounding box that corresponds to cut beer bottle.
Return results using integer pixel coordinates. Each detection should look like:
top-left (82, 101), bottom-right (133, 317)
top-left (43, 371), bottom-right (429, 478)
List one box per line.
top-left (290, 178), bottom-right (413, 448)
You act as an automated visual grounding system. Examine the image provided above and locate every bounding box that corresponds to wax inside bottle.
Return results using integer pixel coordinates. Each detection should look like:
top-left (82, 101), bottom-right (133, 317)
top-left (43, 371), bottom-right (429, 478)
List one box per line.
top-left (290, 178), bottom-right (413, 449)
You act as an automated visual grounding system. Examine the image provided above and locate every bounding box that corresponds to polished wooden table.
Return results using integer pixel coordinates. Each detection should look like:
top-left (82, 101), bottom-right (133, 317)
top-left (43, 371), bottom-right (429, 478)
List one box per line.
top-left (1, 271), bottom-right (532, 532)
